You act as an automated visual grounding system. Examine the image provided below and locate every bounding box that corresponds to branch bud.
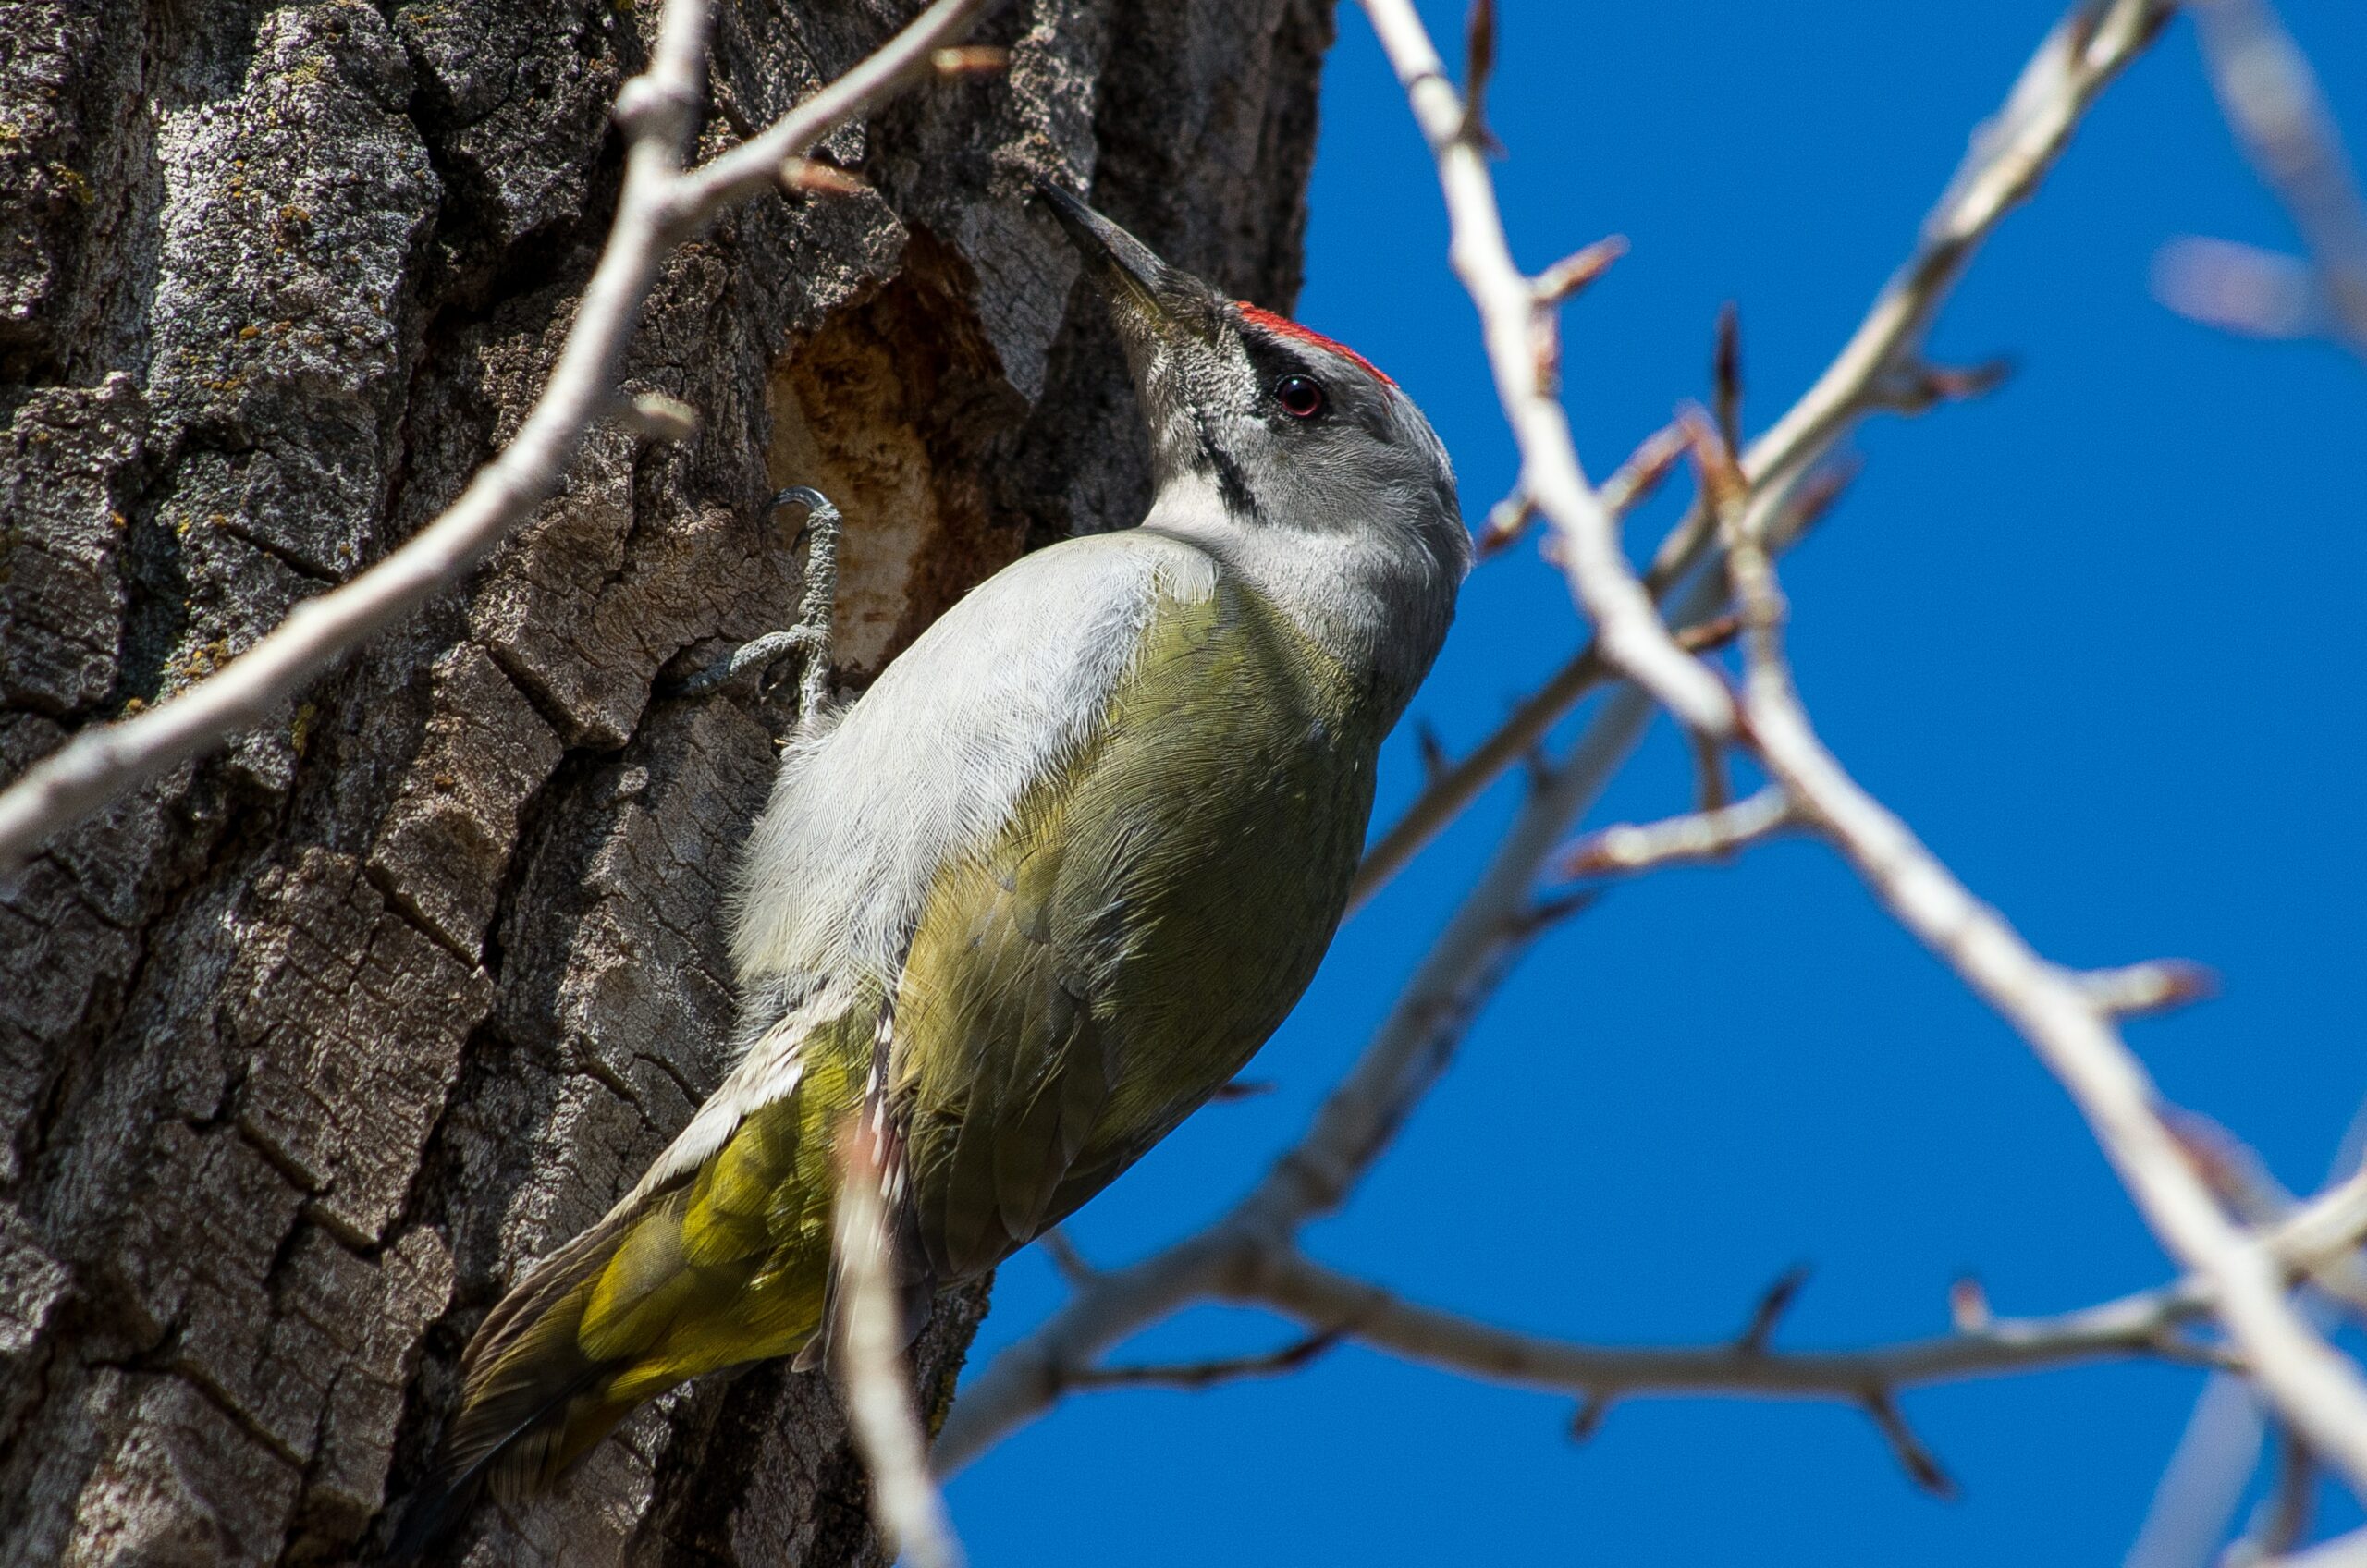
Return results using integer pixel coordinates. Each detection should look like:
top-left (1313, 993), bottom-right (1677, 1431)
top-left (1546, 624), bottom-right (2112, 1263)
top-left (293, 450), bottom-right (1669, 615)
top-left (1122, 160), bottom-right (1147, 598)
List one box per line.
top-left (1948, 1275), bottom-right (1993, 1334)
top-left (931, 45), bottom-right (1011, 76)
top-left (1477, 491), bottom-right (1535, 557)
top-left (780, 157), bottom-right (870, 198)
top-left (1533, 236), bottom-right (1628, 306)
top-left (622, 390), bottom-right (701, 443)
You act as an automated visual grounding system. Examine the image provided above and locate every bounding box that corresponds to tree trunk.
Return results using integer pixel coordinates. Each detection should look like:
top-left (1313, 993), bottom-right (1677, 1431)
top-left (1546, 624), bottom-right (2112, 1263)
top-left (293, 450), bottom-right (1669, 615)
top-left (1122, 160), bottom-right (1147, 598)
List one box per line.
top-left (0, 0), bottom-right (1333, 1561)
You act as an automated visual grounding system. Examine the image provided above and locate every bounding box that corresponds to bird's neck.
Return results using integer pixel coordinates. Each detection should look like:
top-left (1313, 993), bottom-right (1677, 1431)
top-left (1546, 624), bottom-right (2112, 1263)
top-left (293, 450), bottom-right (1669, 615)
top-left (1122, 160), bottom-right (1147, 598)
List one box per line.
top-left (1136, 479), bottom-right (1457, 724)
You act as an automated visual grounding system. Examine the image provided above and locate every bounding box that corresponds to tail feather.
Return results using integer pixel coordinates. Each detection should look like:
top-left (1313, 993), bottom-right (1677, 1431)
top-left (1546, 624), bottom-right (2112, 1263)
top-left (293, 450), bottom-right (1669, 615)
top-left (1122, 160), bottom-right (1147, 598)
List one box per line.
top-left (385, 1364), bottom-right (611, 1562)
top-left (389, 1085), bottom-right (854, 1558)
top-left (388, 1202), bottom-right (662, 1562)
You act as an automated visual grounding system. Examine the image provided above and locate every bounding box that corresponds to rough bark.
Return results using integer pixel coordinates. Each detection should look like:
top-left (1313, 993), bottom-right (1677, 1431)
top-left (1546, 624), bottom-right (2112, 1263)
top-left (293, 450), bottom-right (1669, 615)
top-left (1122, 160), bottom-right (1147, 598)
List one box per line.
top-left (0, 1), bottom-right (1334, 1562)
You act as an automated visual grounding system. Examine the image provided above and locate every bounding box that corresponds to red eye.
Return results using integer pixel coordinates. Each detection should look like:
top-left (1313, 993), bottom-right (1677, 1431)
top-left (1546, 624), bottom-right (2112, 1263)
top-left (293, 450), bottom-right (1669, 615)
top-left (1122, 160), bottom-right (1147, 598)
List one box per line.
top-left (1272, 374), bottom-right (1327, 419)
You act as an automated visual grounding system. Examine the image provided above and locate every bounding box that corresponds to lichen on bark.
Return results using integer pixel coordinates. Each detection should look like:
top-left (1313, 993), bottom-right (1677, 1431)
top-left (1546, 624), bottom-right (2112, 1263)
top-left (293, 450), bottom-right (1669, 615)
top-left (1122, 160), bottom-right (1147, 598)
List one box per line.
top-left (0, 0), bottom-right (1334, 1562)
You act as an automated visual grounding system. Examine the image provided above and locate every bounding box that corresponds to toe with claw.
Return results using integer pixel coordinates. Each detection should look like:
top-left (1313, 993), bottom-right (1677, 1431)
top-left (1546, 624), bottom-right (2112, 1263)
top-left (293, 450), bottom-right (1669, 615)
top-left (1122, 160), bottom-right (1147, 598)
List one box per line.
top-left (669, 486), bottom-right (842, 726)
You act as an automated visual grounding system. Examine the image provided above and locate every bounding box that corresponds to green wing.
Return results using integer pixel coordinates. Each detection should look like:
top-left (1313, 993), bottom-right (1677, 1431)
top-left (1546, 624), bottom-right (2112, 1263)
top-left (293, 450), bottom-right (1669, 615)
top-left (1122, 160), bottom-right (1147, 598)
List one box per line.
top-left (424, 999), bottom-right (876, 1510)
top-left (893, 568), bottom-right (1379, 1279)
top-left (419, 560), bottom-right (1383, 1521)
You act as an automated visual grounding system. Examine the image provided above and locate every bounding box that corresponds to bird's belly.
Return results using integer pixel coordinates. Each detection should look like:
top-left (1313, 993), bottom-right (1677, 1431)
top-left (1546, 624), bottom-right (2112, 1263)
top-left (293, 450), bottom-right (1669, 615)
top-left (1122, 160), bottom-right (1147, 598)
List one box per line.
top-left (891, 579), bottom-right (1384, 1276)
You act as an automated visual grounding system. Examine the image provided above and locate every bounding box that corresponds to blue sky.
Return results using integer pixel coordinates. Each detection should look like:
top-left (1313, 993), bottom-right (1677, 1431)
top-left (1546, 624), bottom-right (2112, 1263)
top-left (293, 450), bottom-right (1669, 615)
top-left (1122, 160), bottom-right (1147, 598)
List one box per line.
top-left (949, 3), bottom-right (2367, 1562)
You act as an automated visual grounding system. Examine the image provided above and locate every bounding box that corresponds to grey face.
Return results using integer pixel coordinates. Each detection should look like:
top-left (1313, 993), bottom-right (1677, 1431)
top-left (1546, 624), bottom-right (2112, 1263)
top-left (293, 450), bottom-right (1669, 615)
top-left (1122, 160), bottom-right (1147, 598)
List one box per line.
top-left (1039, 183), bottom-right (1469, 578)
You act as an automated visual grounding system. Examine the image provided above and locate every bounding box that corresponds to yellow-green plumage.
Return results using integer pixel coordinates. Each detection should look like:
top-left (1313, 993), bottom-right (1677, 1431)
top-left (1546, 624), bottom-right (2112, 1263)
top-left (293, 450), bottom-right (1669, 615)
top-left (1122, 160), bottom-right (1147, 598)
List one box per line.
top-left (433, 1012), bottom-right (872, 1503)
top-left (400, 187), bottom-right (1468, 1552)
top-left (897, 569), bottom-right (1372, 1276)
top-left (424, 570), bottom-right (1379, 1516)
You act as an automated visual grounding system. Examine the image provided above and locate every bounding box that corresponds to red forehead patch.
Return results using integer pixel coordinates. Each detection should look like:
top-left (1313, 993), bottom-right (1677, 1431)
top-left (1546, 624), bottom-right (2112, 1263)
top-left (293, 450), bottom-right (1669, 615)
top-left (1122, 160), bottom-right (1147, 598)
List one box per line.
top-left (1234, 301), bottom-right (1397, 389)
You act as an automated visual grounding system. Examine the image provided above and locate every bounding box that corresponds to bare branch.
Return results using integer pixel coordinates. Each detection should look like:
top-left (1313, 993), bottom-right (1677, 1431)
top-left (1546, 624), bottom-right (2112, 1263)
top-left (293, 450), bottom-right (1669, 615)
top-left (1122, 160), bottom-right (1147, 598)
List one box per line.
top-left (2267, 1527), bottom-right (2367, 1568)
top-left (1358, 0), bottom-right (1736, 740)
top-left (1728, 535), bottom-right (2367, 1488)
top-left (659, 0), bottom-right (998, 228)
top-left (1149, 1170), bottom-right (2364, 1493)
top-left (2189, 0), bottom-right (2367, 356)
top-left (1003, 1231), bottom-right (2253, 1496)
top-left (835, 1126), bottom-right (964, 1568)
top-left (2128, 1095), bottom-right (2367, 1568)
top-left (1243, 1171), bottom-right (2367, 1404)
top-left (1558, 787), bottom-right (1800, 878)
top-left (1748, 0), bottom-right (2169, 478)
top-left (1061, 1329), bottom-right (1349, 1393)
top-left (1356, 423), bottom-right (1722, 908)
top-left (2080, 960), bottom-right (2222, 1018)
top-left (1362, 691), bottom-right (1659, 945)
top-left (1344, 0), bottom-right (2161, 908)
top-left (1233, 1247), bottom-right (2224, 1398)
top-left (1036, 1229), bottom-right (1098, 1288)
top-left (0, 0), bottom-right (997, 876)
top-left (1736, 1265), bottom-right (1814, 1356)
top-left (1368, 0), bottom-right (2367, 1494)
top-left (938, 0), bottom-right (2189, 1480)
top-left (1862, 1389), bottom-right (1957, 1498)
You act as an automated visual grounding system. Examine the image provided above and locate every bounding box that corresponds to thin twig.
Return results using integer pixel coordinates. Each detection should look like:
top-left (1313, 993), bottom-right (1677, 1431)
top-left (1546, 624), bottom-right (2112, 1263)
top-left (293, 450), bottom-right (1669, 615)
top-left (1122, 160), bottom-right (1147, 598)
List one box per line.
top-left (2189, 0), bottom-right (2367, 356)
top-left (1346, 0), bottom-right (2156, 908)
top-left (1061, 1329), bottom-right (1349, 1393)
top-left (1735, 1265), bottom-right (1813, 1356)
top-left (2080, 960), bottom-right (2222, 1018)
top-left (1036, 1229), bottom-right (1097, 1287)
top-left (1862, 1389), bottom-right (1957, 1498)
top-left (0, 0), bottom-right (997, 876)
top-left (1371, 0), bottom-right (2367, 1498)
top-left (2247, 1426), bottom-right (2317, 1562)
top-left (1533, 236), bottom-right (1628, 306)
top-left (1124, 1176), bottom-right (2367, 1496)
top-left (658, 0), bottom-right (998, 232)
top-left (1724, 533), bottom-right (2367, 1489)
top-left (1358, 0), bottom-right (1734, 740)
top-left (1558, 786), bottom-right (1799, 878)
top-left (2264, 1527), bottom-right (2367, 1568)
top-left (836, 1126), bottom-right (964, 1568)
top-left (937, 0), bottom-right (2185, 1478)
top-left (1712, 302), bottom-right (1744, 456)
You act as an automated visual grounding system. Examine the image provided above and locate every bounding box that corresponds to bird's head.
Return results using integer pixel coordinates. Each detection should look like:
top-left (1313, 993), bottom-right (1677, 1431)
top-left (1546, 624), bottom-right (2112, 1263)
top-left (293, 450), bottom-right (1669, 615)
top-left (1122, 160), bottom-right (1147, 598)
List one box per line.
top-left (1039, 182), bottom-right (1469, 588)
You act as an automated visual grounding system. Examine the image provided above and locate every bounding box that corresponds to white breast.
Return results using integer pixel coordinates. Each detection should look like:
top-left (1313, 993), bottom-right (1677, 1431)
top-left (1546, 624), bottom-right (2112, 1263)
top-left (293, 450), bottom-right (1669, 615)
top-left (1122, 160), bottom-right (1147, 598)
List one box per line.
top-left (729, 528), bottom-right (1219, 993)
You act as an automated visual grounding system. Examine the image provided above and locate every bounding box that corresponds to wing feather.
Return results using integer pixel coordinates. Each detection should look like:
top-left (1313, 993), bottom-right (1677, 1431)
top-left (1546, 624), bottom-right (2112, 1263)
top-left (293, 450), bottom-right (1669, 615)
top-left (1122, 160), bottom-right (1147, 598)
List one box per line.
top-left (888, 557), bottom-right (1374, 1280)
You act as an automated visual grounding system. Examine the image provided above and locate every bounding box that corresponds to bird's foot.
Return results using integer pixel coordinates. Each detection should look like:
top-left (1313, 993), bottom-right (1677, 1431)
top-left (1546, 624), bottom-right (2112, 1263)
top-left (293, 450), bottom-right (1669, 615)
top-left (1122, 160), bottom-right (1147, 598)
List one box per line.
top-left (667, 487), bottom-right (842, 723)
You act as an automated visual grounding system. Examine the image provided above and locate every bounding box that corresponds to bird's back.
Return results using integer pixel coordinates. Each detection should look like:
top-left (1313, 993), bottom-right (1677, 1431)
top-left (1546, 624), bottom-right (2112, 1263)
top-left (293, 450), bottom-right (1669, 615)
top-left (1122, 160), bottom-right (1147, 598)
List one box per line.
top-left (406, 528), bottom-right (1394, 1525)
top-left (889, 535), bottom-right (1382, 1276)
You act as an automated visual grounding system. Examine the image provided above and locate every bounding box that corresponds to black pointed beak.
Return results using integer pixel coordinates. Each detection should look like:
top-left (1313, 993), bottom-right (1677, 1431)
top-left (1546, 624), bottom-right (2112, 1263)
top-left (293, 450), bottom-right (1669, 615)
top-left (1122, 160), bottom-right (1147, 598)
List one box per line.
top-left (1037, 182), bottom-right (1167, 299)
top-left (1036, 180), bottom-right (1219, 349)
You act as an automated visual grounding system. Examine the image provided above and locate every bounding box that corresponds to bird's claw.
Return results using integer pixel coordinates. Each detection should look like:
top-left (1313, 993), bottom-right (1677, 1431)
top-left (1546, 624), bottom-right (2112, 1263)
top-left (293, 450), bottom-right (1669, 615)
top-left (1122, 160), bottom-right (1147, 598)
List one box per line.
top-left (665, 487), bottom-right (843, 716)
